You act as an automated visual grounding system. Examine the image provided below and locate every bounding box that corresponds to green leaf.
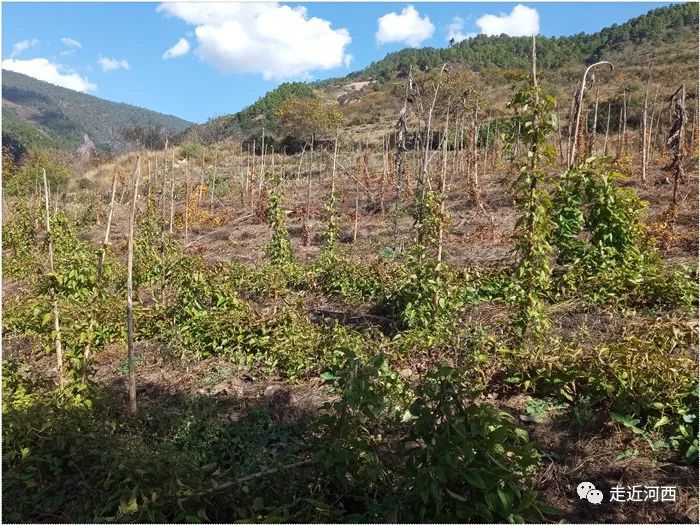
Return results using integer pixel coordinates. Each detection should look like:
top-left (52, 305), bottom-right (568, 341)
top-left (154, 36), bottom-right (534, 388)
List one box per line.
top-left (615, 448), bottom-right (638, 460)
top-left (446, 488), bottom-right (468, 502)
top-left (401, 409), bottom-right (417, 423)
top-left (653, 416), bottom-right (670, 429)
top-left (320, 371), bottom-right (335, 382)
top-left (464, 469), bottom-right (487, 490)
top-left (118, 497), bottom-right (138, 515)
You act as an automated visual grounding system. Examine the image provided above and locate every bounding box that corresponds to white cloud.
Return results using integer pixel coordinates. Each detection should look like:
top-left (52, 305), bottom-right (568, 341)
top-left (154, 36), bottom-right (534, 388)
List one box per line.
top-left (10, 38), bottom-right (39, 58)
top-left (98, 56), bottom-right (130, 72)
top-left (162, 37), bottom-right (190, 59)
top-left (60, 37), bottom-right (82, 49)
top-left (2, 58), bottom-right (96, 92)
top-left (476, 4), bottom-right (539, 37)
top-left (447, 17), bottom-right (476, 43)
top-left (158, 3), bottom-right (351, 80)
top-left (376, 5), bottom-right (434, 47)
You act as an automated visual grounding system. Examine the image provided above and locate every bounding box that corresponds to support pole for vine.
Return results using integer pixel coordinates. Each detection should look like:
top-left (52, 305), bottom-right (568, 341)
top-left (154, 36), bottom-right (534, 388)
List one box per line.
top-left (569, 61), bottom-right (613, 168)
top-left (126, 157), bottom-right (141, 414)
top-left (43, 169), bottom-right (65, 389)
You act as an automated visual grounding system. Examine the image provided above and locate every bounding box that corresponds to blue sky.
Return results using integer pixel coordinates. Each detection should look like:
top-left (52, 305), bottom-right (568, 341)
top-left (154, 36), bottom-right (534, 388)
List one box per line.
top-left (3, 2), bottom-right (673, 123)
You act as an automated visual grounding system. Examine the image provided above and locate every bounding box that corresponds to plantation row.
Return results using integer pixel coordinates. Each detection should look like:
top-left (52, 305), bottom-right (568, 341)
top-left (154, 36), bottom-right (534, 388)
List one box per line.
top-left (3, 49), bottom-right (698, 522)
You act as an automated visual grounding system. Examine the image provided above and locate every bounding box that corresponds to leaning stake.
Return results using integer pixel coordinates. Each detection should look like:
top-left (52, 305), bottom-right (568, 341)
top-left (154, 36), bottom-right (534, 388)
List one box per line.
top-left (43, 169), bottom-right (65, 388)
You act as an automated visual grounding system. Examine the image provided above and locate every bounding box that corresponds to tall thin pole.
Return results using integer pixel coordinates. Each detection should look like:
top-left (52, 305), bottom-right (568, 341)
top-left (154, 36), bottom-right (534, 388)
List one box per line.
top-left (603, 102), bottom-right (611, 156)
top-left (592, 86), bottom-right (600, 154)
top-left (184, 159), bottom-right (189, 248)
top-left (43, 169), bottom-right (64, 388)
top-left (126, 158), bottom-right (141, 414)
top-left (641, 63), bottom-right (653, 182)
top-left (98, 170), bottom-right (119, 280)
top-left (569, 61), bottom-right (613, 168)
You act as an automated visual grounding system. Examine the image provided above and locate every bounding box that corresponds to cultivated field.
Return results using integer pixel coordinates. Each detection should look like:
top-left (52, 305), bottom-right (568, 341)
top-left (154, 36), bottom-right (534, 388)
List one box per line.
top-left (3, 52), bottom-right (699, 523)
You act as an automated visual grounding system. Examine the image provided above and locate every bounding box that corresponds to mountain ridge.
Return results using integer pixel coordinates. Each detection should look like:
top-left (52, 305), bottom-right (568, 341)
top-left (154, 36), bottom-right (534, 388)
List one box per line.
top-left (2, 69), bottom-right (193, 156)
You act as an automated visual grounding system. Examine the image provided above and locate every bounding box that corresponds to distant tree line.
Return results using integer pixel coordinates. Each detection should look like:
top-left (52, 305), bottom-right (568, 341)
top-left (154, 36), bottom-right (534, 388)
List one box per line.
top-left (340, 3), bottom-right (698, 82)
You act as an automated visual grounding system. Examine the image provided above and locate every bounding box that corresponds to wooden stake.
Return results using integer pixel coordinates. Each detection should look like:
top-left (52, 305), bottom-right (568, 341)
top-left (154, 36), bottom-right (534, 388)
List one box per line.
top-left (622, 91), bottom-right (628, 156)
top-left (352, 182), bottom-right (359, 244)
top-left (569, 61), bottom-right (613, 168)
top-left (557, 110), bottom-right (564, 163)
top-left (304, 146), bottom-right (312, 246)
top-left (169, 168), bottom-right (175, 235)
top-left (592, 86), bottom-right (599, 154)
top-left (380, 135), bottom-right (386, 216)
top-left (98, 169), bottom-right (119, 280)
top-left (43, 169), bottom-right (64, 388)
top-left (147, 159), bottom-right (152, 207)
top-left (603, 102), bottom-right (611, 156)
top-left (641, 64), bottom-right (652, 182)
top-left (437, 106), bottom-right (449, 262)
top-left (184, 159), bottom-right (190, 247)
top-left (210, 147), bottom-right (218, 213)
top-left (126, 158), bottom-right (141, 414)
top-left (259, 129), bottom-right (265, 196)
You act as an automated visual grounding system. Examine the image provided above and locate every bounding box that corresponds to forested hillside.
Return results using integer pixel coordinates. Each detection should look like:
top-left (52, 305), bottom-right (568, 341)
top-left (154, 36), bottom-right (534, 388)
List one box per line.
top-left (343, 2), bottom-right (698, 79)
top-left (2, 70), bottom-right (192, 155)
top-left (183, 2), bottom-right (698, 146)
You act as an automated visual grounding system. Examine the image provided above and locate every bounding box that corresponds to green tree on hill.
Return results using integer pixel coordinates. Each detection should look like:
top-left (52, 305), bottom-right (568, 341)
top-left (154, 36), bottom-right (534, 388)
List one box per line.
top-left (276, 96), bottom-right (343, 145)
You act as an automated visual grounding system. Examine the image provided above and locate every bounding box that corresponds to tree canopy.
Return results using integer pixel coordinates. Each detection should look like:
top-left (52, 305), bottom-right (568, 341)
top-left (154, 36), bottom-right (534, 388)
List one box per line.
top-left (276, 96), bottom-right (343, 143)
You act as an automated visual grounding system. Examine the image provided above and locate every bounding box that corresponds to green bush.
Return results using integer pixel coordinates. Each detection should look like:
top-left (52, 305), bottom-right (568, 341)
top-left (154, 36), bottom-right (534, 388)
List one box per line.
top-left (316, 356), bottom-right (543, 522)
top-left (403, 366), bottom-right (542, 522)
top-left (5, 149), bottom-right (72, 196)
top-left (508, 320), bottom-right (698, 460)
top-left (179, 142), bottom-right (204, 160)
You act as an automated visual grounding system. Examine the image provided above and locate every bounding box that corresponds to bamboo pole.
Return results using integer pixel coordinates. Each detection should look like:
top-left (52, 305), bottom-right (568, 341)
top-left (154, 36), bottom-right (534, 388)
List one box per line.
top-left (304, 144), bottom-right (313, 246)
top-left (159, 149), bottom-right (168, 226)
top-left (566, 94), bottom-right (576, 163)
top-left (259, 130), bottom-right (265, 196)
top-left (380, 135), bottom-right (386, 216)
top-left (641, 66), bottom-right (652, 182)
top-left (332, 133), bottom-right (339, 192)
top-left (200, 149), bottom-right (206, 204)
top-left (352, 181), bottom-right (359, 244)
top-left (557, 111), bottom-right (564, 163)
top-left (437, 106), bottom-right (450, 262)
top-left (603, 102), bottom-right (611, 156)
top-left (592, 86), bottom-right (599, 154)
top-left (43, 169), bottom-right (64, 388)
top-left (622, 91), bottom-right (628, 156)
top-left (98, 169), bottom-right (119, 280)
top-left (210, 147), bottom-right (218, 213)
top-left (147, 159), bottom-right (152, 207)
top-left (169, 168), bottom-right (175, 235)
top-left (88, 168), bottom-right (118, 382)
top-left (184, 158), bottom-right (189, 248)
top-left (126, 158), bottom-right (141, 414)
top-left (569, 61), bottom-right (613, 168)
top-left (249, 156), bottom-right (254, 207)
top-left (648, 84), bottom-right (660, 162)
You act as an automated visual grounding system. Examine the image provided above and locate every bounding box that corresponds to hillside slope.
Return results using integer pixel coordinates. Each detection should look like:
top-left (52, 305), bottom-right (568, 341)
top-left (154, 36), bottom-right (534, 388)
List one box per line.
top-left (340, 2), bottom-right (698, 81)
top-left (2, 70), bottom-right (193, 155)
top-left (181, 2), bottom-right (698, 146)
